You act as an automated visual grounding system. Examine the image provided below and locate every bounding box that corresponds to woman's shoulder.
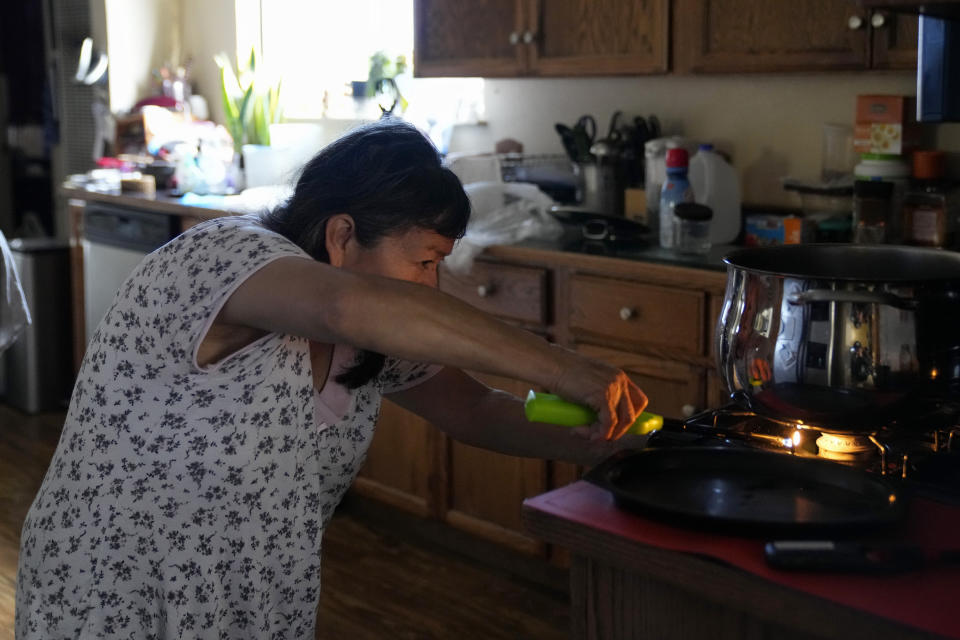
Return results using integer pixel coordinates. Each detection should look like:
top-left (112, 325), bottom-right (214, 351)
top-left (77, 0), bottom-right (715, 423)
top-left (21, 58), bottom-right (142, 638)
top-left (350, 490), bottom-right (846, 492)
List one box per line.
top-left (161, 214), bottom-right (308, 261)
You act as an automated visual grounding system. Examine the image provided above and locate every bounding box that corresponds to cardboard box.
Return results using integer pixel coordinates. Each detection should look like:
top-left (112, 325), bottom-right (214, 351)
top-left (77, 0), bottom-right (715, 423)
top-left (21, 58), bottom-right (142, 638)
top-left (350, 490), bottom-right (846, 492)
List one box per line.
top-left (853, 95), bottom-right (920, 155)
top-left (745, 215), bottom-right (803, 246)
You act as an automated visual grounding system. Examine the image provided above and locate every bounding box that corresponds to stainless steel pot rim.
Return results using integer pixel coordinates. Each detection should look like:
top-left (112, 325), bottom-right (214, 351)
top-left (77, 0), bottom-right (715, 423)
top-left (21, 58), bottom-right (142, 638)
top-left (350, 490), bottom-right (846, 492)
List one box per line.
top-left (723, 244), bottom-right (960, 282)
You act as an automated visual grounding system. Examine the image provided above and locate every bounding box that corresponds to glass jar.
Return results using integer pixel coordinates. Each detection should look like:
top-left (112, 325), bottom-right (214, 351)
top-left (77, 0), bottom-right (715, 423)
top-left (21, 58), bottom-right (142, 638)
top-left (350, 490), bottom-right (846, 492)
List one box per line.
top-left (672, 202), bottom-right (713, 254)
top-left (902, 150), bottom-right (951, 248)
top-left (853, 179), bottom-right (893, 244)
top-left (854, 153), bottom-right (909, 242)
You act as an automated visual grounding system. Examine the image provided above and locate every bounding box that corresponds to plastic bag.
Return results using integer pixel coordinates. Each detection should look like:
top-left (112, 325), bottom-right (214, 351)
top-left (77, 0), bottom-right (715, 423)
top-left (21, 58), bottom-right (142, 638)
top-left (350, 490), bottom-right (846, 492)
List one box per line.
top-left (445, 181), bottom-right (564, 274)
top-left (0, 230), bottom-right (31, 355)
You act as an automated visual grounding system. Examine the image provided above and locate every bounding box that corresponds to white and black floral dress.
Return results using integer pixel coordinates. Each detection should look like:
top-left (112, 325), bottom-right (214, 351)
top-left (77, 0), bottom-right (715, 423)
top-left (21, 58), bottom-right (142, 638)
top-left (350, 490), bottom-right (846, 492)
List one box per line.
top-left (15, 215), bottom-right (441, 639)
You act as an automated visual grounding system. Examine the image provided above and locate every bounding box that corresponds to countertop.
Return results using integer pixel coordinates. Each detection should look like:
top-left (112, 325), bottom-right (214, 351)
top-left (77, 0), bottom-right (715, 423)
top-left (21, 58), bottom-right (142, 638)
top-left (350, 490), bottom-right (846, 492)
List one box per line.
top-left (523, 480), bottom-right (960, 640)
top-left (64, 186), bottom-right (736, 272)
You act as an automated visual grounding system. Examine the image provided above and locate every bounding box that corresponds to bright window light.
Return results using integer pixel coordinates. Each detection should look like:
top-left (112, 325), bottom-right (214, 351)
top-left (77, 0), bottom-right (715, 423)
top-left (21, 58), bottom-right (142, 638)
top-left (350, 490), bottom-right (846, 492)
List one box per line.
top-left (252, 0), bottom-right (484, 150)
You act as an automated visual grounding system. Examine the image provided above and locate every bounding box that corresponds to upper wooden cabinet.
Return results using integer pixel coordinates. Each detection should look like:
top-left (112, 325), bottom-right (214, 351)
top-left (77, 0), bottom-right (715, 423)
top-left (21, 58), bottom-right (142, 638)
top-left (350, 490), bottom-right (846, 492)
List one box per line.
top-left (673, 0), bottom-right (918, 73)
top-left (414, 0), bottom-right (669, 77)
top-left (415, 0), bottom-right (917, 77)
top-left (528, 0), bottom-right (670, 75)
top-left (414, 0), bottom-right (527, 76)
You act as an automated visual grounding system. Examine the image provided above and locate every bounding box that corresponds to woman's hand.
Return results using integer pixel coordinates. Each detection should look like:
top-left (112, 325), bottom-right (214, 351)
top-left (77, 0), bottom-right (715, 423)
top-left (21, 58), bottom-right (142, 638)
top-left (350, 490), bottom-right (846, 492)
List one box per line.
top-left (548, 345), bottom-right (648, 441)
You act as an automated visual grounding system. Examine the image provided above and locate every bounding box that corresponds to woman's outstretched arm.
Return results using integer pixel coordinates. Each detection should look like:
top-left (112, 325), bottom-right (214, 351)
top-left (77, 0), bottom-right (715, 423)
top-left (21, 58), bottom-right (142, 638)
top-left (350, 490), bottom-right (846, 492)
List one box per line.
top-left (217, 256), bottom-right (647, 440)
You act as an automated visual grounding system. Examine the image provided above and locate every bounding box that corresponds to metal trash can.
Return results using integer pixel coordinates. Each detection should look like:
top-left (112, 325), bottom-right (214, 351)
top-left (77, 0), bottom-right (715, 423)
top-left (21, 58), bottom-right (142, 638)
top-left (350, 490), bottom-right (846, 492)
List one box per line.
top-left (2, 237), bottom-right (73, 413)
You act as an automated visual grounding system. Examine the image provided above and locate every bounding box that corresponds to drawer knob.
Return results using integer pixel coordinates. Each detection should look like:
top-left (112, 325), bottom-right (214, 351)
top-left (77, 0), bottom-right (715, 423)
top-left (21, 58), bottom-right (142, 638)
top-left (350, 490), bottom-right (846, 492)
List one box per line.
top-left (477, 284), bottom-right (494, 298)
top-left (847, 15), bottom-right (864, 30)
top-left (870, 12), bottom-right (886, 28)
top-left (681, 404), bottom-right (698, 418)
top-left (509, 31), bottom-right (520, 45)
top-left (619, 306), bottom-right (636, 321)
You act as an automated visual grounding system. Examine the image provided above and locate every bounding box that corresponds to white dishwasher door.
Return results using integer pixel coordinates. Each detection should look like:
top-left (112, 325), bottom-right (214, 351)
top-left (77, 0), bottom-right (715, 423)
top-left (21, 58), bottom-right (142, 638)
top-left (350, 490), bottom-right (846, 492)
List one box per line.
top-left (82, 238), bottom-right (149, 346)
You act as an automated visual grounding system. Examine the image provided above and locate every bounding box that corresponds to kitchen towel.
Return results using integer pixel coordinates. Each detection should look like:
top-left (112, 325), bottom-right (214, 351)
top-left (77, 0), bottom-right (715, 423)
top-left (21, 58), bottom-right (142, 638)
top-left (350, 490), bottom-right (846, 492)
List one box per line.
top-left (0, 229), bottom-right (31, 354)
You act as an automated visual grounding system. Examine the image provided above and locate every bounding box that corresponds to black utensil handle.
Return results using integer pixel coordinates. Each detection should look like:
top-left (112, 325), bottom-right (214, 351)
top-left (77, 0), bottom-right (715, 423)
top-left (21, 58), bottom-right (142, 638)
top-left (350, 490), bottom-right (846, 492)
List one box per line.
top-left (765, 540), bottom-right (925, 573)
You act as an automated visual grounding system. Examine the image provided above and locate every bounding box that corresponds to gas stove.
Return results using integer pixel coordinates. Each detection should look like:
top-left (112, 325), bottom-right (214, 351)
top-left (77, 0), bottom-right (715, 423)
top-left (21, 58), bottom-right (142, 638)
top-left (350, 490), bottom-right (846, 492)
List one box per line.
top-left (648, 403), bottom-right (960, 504)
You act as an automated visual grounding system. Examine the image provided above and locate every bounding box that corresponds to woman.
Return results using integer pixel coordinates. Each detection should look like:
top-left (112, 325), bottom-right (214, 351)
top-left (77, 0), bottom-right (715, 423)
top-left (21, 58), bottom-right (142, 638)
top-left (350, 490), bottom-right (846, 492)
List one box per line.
top-left (16, 120), bottom-right (646, 639)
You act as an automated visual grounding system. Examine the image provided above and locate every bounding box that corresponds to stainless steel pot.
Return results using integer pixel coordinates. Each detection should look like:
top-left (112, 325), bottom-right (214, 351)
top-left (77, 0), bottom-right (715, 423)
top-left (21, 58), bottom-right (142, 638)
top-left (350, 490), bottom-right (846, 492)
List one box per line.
top-left (716, 245), bottom-right (960, 430)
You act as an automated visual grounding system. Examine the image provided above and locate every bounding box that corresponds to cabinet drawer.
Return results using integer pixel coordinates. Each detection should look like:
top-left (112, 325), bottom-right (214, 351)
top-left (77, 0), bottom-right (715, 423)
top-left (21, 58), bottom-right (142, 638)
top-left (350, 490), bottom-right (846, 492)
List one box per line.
top-left (569, 275), bottom-right (704, 355)
top-left (440, 262), bottom-right (547, 325)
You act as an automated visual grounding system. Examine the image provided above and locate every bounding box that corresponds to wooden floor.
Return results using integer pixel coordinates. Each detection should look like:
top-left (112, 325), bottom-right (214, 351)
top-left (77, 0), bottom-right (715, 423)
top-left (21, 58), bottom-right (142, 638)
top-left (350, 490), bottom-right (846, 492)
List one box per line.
top-left (0, 403), bottom-right (569, 640)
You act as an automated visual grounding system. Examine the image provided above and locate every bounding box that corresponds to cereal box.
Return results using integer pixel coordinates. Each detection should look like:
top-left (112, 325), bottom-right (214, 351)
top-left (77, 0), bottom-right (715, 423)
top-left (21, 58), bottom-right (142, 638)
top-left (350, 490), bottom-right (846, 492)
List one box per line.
top-left (853, 95), bottom-right (920, 155)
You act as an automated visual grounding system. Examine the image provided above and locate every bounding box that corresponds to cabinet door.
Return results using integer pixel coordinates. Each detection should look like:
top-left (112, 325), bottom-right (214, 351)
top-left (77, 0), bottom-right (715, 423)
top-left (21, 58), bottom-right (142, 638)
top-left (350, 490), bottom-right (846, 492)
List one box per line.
top-left (577, 344), bottom-right (706, 419)
top-left (414, 0), bottom-right (527, 77)
top-left (673, 0), bottom-right (870, 73)
top-left (445, 372), bottom-right (548, 555)
top-left (870, 10), bottom-right (918, 70)
top-left (355, 399), bottom-right (440, 518)
top-left (529, 0), bottom-right (669, 75)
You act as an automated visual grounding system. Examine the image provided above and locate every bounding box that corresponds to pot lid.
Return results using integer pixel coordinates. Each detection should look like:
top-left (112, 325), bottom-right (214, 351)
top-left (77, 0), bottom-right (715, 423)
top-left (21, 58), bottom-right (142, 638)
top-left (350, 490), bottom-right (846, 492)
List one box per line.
top-left (723, 244), bottom-right (960, 282)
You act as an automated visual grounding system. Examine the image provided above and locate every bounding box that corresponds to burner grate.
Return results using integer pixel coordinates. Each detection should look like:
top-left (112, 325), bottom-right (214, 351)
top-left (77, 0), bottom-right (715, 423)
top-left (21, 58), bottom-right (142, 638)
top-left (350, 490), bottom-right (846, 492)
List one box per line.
top-left (652, 405), bottom-right (960, 485)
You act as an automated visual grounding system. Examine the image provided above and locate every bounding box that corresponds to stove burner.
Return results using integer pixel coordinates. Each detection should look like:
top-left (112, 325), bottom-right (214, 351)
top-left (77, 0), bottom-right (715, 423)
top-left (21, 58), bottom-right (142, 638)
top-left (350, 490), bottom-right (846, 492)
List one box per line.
top-left (649, 404), bottom-right (960, 502)
top-left (815, 432), bottom-right (878, 462)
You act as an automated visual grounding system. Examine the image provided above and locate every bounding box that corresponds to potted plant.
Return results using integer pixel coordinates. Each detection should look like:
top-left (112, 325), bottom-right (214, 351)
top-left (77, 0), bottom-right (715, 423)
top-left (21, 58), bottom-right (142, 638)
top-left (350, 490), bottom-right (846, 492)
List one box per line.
top-left (214, 48), bottom-right (282, 187)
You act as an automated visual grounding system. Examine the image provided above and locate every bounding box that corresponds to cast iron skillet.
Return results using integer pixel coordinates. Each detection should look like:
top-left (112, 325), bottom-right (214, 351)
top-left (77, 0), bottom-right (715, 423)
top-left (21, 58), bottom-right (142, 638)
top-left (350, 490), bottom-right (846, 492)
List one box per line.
top-left (584, 447), bottom-right (907, 537)
top-left (548, 207), bottom-right (651, 244)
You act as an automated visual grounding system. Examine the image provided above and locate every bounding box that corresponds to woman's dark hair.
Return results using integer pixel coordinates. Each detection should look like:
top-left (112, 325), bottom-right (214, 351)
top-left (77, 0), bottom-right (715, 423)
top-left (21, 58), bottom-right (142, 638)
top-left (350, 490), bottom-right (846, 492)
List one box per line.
top-left (261, 119), bottom-right (471, 388)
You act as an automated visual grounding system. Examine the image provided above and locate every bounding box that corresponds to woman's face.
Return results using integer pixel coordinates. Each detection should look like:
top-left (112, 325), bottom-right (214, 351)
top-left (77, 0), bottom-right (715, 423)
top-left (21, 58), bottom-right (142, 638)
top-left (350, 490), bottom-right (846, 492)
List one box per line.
top-left (344, 227), bottom-right (455, 288)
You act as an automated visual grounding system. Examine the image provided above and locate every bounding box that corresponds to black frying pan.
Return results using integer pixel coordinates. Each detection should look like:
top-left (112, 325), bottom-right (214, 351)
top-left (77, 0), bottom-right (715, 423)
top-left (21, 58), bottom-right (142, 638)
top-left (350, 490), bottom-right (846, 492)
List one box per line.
top-left (584, 447), bottom-right (907, 537)
top-left (549, 207), bottom-right (651, 244)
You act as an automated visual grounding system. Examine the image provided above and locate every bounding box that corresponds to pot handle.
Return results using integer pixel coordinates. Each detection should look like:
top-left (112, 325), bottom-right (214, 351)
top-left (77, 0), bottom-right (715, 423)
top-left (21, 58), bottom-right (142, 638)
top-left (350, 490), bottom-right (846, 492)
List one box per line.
top-left (787, 289), bottom-right (917, 309)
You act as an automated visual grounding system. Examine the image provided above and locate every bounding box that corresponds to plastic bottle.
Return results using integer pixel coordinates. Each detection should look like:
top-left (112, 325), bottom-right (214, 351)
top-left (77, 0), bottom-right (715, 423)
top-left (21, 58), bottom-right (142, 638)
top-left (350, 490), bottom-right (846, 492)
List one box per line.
top-left (688, 144), bottom-right (742, 244)
top-left (659, 148), bottom-right (693, 249)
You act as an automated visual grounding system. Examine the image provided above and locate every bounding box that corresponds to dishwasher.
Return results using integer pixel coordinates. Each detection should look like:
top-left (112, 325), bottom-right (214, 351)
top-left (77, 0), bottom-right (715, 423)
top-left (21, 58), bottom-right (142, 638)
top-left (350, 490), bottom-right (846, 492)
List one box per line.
top-left (82, 204), bottom-right (180, 346)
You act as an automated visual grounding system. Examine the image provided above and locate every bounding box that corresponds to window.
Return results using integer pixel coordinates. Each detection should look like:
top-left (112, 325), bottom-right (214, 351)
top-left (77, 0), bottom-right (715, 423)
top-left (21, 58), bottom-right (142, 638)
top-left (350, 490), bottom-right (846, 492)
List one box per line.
top-left (245, 0), bottom-right (484, 151)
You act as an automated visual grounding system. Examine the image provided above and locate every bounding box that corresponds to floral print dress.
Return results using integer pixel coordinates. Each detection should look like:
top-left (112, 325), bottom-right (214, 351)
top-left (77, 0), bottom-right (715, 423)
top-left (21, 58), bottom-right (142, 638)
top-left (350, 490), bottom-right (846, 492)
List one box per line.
top-left (15, 215), bottom-right (440, 639)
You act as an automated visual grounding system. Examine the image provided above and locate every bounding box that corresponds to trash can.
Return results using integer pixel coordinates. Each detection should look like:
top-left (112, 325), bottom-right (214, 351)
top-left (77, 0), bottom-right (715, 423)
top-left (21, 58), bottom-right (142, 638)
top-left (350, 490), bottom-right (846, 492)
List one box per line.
top-left (2, 237), bottom-right (73, 413)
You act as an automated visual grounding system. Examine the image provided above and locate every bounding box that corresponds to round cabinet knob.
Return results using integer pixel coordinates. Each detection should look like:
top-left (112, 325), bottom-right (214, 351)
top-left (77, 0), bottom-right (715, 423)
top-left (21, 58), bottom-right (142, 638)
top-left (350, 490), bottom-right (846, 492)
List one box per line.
top-left (476, 284), bottom-right (493, 298)
top-left (847, 15), bottom-right (864, 30)
top-left (681, 404), bottom-right (697, 418)
top-left (619, 307), bottom-right (635, 321)
top-left (871, 12), bottom-right (886, 28)
top-left (522, 30), bottom-right (536, 44)
top-left (509, 31), bottom-right (520, 45)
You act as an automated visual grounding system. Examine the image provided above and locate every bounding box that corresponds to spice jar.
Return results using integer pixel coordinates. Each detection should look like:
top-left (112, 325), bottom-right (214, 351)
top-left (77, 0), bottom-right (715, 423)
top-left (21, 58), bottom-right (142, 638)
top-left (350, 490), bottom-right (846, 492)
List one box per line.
top-left (672, 202), bottom-right (713, 254)
top-left (902, 151), bottom-right (949, 248)
top-left (854, 154), bottom-right (909, 242)
top-left (853, 180), bottom-right (893, 244)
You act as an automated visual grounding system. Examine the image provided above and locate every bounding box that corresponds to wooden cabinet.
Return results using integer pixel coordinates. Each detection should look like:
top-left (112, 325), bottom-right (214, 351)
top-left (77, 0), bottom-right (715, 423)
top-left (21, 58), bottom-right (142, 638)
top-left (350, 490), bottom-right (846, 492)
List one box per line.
top-left (414, 0), bottom-right (527, 77)
top-left (414, 0), bottom-right (669, 77)
top-left (527, 0), bottom-right (669, 75)
top-left (438, 260), bottom-right (548, 326)
top-left (416, 0), bottom-right (915, 76)
top-left (568, 275), bottom-right (705, 356)
top-left (354, 399), bottom-right (441, 518)
top-left (673, 0), bottom-right (917, 73)
top-left (869, 9), bottom-right (919, 70)
top-left (445, 372), bottom-right (548, 554)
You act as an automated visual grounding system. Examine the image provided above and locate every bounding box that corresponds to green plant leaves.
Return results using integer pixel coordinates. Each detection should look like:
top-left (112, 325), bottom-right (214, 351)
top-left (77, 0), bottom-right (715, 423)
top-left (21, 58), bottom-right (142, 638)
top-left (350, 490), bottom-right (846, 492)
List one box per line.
top-left (214, 47), bottom-right (281, 151)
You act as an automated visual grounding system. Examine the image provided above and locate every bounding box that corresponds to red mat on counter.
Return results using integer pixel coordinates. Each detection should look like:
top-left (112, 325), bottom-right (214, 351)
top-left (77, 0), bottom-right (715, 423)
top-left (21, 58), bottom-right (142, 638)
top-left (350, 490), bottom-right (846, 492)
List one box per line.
top-left (524, 481), bottom-right (960, 639)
